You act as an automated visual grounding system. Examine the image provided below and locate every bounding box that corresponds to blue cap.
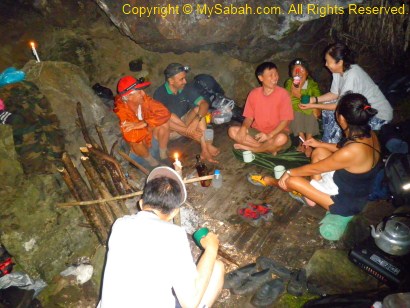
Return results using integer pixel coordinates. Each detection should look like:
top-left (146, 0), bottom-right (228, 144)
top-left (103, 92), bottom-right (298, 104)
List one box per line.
top-left (214, 170), bottom-right (220, 175)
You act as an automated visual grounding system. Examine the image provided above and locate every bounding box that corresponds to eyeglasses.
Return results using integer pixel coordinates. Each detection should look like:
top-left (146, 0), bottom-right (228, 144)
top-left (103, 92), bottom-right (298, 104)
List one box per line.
top-left (119, 77), bottom-right (145, 95)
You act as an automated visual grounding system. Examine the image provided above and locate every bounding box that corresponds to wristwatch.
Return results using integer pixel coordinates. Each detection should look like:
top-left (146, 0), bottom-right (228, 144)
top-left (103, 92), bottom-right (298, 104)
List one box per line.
top-left (286, 170), bottom-right (291, 176)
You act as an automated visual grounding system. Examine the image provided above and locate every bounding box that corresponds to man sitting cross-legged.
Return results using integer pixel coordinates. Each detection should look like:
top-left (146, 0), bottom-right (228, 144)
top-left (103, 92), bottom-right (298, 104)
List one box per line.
top-left (154, 63), bottom-right (220, 163)
top-left (114, 76), bottom-right (171, 167)
top-left (98, 166), bottom-right (225, 308)
top-left (228, 62), bottom-right (294, 155)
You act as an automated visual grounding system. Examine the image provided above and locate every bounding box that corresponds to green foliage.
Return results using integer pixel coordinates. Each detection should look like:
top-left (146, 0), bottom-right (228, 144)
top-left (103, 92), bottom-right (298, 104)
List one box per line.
top-left (232, 148), bottom-right (310, 173)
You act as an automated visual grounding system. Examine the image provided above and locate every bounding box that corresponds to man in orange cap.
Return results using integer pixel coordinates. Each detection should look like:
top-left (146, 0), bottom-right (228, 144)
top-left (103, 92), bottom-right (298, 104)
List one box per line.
top-left (114, 76), bottom-right (171, 166)
top-left (154, 63), bottom-right (220, 163)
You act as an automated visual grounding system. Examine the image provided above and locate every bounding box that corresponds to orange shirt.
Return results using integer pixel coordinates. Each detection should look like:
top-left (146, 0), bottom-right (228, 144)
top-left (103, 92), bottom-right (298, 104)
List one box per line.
top-left (114, 94), bottom-right (170, 146)
top-left (243, 86), bottom-right (294, 134)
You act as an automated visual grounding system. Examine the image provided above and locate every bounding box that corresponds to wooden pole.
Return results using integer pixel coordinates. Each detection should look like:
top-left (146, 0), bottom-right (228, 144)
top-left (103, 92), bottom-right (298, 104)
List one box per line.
top-left (61, 152), bottom-right (108, 243)
top-left (57, 175), bottom-right (214, 207)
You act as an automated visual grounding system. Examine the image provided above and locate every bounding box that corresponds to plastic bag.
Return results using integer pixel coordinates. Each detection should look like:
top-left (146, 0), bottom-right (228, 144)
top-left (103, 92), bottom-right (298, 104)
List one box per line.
top-left (0, 272), bottom-right (47, 298)
top-left (60, 264), bottom-right (93, 284)
top-left (212, 108), bottom-right (232, 125)
top-left (0, 67), bottom-right (25, 87)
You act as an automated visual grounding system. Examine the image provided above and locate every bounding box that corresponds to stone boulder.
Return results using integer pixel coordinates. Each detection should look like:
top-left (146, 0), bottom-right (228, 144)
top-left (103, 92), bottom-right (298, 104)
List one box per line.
top-left (306, 249), bottom-right (378, 294)
top-left (22, 60), bottom-right (121, 167)
top-left (94, 0), bottom-right (361, 62)
top-left (0, 125), bottom-right (99, 283)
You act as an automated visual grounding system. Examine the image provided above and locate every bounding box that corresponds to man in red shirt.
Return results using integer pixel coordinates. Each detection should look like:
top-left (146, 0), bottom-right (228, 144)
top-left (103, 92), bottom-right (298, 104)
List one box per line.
top-left (228, 62), bottom-right (294, 155)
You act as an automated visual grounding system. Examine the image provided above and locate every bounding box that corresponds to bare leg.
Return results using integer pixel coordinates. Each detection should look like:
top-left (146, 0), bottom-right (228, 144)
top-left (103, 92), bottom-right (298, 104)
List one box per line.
top-left (310, 148), bottom-right (332, 181)
top-left (234, 133), bottom-right (289, 155)
top-left (152, 120), bottom-right (170, 159)
top-left (185, 108), bottom-right (219, 163)
top-left (228, 126), bottom-right (289, 155)
top-left (129, 141), bottom-right (159, 166)
top-left (198, 260), bottom-right (225, 308)
top-left (285, 176), bottom-right (334, 210)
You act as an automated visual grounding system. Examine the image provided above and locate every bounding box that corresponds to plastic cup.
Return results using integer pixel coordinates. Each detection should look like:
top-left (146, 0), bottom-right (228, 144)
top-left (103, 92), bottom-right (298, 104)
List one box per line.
top-left (274, 165), bottom-right (286, 179)
top-left (204, 128), bottom-right (214, 144)
top-left (193, 227), bottom-right (209, 248)
top-left (301, 95), bottom-right (310, 104)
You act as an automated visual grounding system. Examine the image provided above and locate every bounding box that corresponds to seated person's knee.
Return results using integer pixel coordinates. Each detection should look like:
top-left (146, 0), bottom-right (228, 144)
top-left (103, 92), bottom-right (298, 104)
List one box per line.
top-left (228, 126), bottom-right (239, 138)
top-left (274, 133), bottom-right (288, 146)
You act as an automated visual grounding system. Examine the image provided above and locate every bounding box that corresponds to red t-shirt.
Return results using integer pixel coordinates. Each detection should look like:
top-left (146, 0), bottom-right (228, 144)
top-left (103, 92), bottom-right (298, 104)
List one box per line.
top-left (243, 86), bottom-right (294, 134)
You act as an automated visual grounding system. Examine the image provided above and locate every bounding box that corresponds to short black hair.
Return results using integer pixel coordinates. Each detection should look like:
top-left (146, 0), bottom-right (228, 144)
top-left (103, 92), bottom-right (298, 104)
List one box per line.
top-left (336, 92), bottom-right (378, 138)
top-left (142, 177), bottom-right (181, 214)
top-left (255, 62), bottom-right (277, 84)
top-left (324, 43), bottom-right (355, 71)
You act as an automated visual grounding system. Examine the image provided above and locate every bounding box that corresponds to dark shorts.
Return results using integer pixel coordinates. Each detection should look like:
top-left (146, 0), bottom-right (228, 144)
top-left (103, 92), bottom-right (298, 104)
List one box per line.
top-left (329, 194), bottom-right (367, 217)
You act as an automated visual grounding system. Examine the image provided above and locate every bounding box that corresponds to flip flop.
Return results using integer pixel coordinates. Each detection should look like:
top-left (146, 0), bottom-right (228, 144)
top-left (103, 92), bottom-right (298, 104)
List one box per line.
top-left (247, 203), bottom-right (274, 221)
top-left (247, 174), bottom-right (267, 187)
top-left (288, 191), bottom-right (313, 207)
top-left (237, 207), bottom-right (263, 227)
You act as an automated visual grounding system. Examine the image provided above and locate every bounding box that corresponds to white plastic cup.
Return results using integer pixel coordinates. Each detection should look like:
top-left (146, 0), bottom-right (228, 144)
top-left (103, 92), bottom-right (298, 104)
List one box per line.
top-left (274, 165), bottom-right (286, 179)
top-left (243, 150), bottom-right (255, 163)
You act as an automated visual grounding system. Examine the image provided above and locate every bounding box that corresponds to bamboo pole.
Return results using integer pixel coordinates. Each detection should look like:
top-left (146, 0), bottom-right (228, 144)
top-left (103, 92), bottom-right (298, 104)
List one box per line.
top-left (57, 175), bottom-right (214, 207)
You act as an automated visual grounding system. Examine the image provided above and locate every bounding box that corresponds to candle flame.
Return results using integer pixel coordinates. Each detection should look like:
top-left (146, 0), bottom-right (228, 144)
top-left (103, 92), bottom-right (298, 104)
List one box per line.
top-left (29, 41), bottom-right (36, 48)
top-left (174, 152), bottom-right (179, 160)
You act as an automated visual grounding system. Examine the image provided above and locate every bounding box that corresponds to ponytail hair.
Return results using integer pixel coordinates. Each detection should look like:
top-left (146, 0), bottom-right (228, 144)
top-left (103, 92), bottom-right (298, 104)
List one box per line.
top-left (336, 92), bottom-right (378, 137)
top-left (324, 42), bottom-right (356, 71)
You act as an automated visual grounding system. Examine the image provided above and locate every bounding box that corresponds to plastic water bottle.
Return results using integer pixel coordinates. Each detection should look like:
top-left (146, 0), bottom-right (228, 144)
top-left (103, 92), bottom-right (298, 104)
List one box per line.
top-left (212, 169), bottom-right (222, 188)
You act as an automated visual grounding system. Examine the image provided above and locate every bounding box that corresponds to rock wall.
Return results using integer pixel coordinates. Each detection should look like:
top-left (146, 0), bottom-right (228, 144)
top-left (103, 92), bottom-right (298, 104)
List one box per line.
top-left (0, 125), bottom-right (99, 283)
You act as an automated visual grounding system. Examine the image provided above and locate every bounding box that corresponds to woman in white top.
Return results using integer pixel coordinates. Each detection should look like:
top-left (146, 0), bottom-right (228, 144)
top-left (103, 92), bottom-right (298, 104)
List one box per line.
top-left (300, 42), bottom-right (393, 143)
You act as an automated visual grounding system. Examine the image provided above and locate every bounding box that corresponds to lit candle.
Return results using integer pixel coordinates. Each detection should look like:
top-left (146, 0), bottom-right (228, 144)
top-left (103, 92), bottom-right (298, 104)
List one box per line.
top-left (173, 152), bottom-right (183, 177)
top-left (29, 41), bottom-right (40, 62)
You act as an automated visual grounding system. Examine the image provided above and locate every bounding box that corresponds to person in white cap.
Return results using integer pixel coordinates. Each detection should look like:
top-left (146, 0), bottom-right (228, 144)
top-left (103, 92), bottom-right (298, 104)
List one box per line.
top-left (98, 167), bottom-right (225, 308)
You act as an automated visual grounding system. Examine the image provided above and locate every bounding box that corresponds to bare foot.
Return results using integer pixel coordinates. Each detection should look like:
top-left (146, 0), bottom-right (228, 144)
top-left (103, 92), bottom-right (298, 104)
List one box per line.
top-left (305, 197), bottom-right (316, 207)
top-left (201, 146), bottom-right (219, 163)
top-left (201, 152), bottom-right (219, 164)
top-left (233, 143), bottom-right (252, 151)
top-left (207, 143), bottom-right (220, 156)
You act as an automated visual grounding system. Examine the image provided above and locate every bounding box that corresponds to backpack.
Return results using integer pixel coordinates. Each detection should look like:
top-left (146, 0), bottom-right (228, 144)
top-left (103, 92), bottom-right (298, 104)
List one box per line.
top-left (193, 74), bottom-right (244, 123)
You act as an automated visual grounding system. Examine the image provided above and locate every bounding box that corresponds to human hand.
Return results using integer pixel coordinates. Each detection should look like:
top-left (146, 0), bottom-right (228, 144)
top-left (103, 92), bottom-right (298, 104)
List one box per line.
top-left (299, 103), bottom-right (315, 110)
top-left (278, 172), bottom-right (290, 190)
top-left (291, 84), bottom-right (302, 99)
top-left (303, 138), bottom-right (321, 148)
top-left (255, 132), bottom-right (269, 143)
top-left (200, 232), bottom-right (219, 252)
top-left (122, 121), bottom-right (147, 132)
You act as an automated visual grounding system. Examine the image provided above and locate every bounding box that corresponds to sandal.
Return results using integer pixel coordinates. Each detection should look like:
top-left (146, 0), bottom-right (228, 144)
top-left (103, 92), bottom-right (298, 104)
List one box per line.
top-left (247, 174), bottom-right (267, 187)
top-left (237, 207), bottom-right (263, 227)
top-left (247, 203), bottom-right (274, 222)
top-left (289, 191), bottom-right (309, 206)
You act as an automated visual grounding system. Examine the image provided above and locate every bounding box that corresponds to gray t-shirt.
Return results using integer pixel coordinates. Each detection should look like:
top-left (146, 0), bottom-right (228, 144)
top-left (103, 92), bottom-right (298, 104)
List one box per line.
top-left (330, 64), bottom-right (393, 121)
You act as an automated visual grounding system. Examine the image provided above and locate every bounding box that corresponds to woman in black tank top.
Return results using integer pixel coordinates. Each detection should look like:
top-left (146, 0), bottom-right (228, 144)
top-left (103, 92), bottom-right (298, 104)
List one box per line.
top-left (272, 92), bottom-right (381, 216)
